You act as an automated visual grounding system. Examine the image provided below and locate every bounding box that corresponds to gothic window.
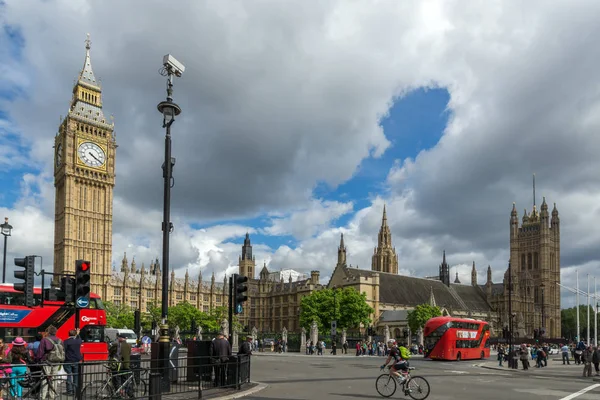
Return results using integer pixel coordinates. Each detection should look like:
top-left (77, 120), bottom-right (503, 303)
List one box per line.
top-left (114, 288), bottom-right (121, 296)
top-left (203, 305), bottom-right (209, 313)
top-left (130, 302), bottom-right (137, 309)
top-left (190, 295), bottom-right (196, 301)
top-left (146, 290), bottom-right (153, 298)
top-left (534, 253), bottom-right (539, 270)
top-left (521, 254), bottom-right (525, 271)
top-left (114, 300), bottom-right (121, 306)
top-left (527, 253), bottom-right (532, 270)
top-left (216, 295), bottom-right (222, 303)
top-left (176, 293), bottom-right (182, 300)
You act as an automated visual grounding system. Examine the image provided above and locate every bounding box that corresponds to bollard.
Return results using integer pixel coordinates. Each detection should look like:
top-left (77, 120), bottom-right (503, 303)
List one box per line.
top-left (149, 341), bottom-right (163, 400)
top-left (75, 361), bottom-right (84, 400)
top-left (236, 355), bottom-right (241, 390)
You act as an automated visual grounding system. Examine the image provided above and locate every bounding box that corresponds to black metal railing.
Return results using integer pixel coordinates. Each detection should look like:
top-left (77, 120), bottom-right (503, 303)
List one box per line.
top-left (0, 354), bottom-right (251, 400)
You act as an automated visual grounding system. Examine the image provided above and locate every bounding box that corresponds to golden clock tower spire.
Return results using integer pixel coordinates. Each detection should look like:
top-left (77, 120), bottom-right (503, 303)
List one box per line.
top-left (54, 34), bottom-right (116, 299)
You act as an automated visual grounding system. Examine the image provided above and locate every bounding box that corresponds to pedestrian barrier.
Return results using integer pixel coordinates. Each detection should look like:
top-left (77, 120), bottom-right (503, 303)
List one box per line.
top-left (0, 354), bottom-right (251, 400)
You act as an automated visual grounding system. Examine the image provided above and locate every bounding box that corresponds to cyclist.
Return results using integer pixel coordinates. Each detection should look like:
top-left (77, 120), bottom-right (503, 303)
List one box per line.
top-left (380, 340), bottom-right (409, 383)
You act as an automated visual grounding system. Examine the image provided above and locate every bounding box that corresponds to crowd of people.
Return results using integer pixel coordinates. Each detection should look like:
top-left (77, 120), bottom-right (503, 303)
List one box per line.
top-left (495, 340), bottom-right (600, 377)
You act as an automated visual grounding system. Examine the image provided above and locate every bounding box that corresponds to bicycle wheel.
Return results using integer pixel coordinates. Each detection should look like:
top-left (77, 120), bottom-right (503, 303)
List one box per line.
top-left (405, 376), bottom-right (430, 400)
top-left (375, 374), bottom-right (396, 397)
top-left (132, 378), bottom-right (147, 397)
top-left (82, 379), bottom-right (114, 399)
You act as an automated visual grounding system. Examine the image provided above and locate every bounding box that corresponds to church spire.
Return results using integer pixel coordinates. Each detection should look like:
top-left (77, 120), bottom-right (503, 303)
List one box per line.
top-left (454, 271), bottom-right (461, 284)
top-left (79, 34), bottom-right (100, 89)
top-left (371, 203), bottom-right (398, 274)
top-left (439, 250), bottom-right (450, 286)
top-left (337, 233), bottom-right (347, 267)
top-left (471, 261), bottom-right (477, 286)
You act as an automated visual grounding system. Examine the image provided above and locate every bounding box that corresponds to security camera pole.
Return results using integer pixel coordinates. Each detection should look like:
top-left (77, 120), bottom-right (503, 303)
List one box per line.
top-left (153, 54), bottom-right (184, 395)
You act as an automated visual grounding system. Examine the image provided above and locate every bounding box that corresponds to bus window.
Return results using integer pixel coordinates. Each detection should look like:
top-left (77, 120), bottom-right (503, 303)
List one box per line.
top-left (91, 298), bottom-right (105, 310)
top-left (80, 325), bottom-right (104, 343)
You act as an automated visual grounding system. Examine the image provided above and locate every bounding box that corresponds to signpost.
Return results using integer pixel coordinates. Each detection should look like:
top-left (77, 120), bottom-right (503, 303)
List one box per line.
top-left (331, 320), bottom-right (337, 337)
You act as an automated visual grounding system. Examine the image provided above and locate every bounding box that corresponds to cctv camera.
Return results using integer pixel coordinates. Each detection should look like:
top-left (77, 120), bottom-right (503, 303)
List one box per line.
top-left (163, 54), bottom-right (185, 77)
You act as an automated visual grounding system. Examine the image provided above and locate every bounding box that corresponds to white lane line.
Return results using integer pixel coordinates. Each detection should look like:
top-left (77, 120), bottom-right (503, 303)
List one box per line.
top-left (559, 384), bottom-right (600, 400)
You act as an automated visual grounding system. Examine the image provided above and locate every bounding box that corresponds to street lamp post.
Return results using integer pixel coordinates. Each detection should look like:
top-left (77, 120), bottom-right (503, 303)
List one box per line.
top-left (153, 55), bottom-right (183, 395)
top-left (1, 218), bottom-right (13, 284)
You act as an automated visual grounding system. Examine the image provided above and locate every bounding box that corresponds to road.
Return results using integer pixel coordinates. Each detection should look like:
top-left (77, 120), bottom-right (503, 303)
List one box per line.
top-left (244, 353), bottom-right (600, 400)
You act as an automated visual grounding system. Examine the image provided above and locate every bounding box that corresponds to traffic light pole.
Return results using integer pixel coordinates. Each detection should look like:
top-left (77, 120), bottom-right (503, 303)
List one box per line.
top-left (228, 275), bottom-right (233, 341)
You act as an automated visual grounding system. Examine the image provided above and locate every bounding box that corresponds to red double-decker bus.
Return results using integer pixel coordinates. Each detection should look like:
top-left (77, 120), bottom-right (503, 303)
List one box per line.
top-left (0, 284), bottom-right (108, 361)
top-left (423, 316), bottom-right (490, 361)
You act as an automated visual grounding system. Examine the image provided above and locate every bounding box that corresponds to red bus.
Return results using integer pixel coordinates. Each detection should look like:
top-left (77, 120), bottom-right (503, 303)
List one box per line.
top-left (423, 316), bottom-right (490, 361)
top-left (0, 284), bottom-right (108, 361)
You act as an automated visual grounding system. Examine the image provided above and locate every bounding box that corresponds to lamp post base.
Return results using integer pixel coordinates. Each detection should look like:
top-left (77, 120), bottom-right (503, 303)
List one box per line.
top-left (158, 323), bottom-right (171, 393)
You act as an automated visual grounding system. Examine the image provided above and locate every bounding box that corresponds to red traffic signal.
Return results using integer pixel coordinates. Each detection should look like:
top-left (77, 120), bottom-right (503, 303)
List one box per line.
top-left (79, 262), bottom-right (90, 272)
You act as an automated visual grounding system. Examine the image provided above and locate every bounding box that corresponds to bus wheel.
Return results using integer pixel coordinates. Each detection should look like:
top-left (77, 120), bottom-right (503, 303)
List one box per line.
top-left (480, 351), bottom-right (485, 359)
top-left (456, 352), bottom-right (461, 361)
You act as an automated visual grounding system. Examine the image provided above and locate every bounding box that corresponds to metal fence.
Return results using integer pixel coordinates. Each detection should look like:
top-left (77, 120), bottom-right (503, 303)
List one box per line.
top-left (0, 354), bottom-right (251, 400)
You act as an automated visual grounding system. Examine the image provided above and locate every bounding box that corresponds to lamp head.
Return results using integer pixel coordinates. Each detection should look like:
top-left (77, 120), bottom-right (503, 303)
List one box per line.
top-left (1, 217), bottom-right (12, 236)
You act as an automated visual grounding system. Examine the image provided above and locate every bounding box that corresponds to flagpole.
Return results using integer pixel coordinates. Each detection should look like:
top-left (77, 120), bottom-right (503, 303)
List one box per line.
top-left (595, 276), bottom-right (597, 347)
top-left (576, 270), bottom-right (580, 342)
top-left (587, 274), bottom-right (590, 345)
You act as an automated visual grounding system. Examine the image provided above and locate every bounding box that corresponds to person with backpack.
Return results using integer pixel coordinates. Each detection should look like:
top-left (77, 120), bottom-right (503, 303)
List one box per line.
top-left (36, 325), bottom-right (65, 400)
top-left (398, 343), bottom-right (412, 367)
top-left (9, 337), bottom-right (32, 399)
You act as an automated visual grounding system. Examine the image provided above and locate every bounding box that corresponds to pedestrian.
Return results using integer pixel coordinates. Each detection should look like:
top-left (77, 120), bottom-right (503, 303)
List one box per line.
top-left (238, 336), bottom-right (253, 356)
top-left (209, 333), bottom-right (231, 387)
top-left (519, 344), bottom-right (529, 370)
top-left (109, 333), bottom-right (133, 398)
top-left (497, 345), bottom-right (505, 367)
top-left (582, 346), bottom-right (593, 377)
top-left (63, 329), bottom-right (83, 396)
top-left (593, 346), bottom-right (600, 376)
top-left (36, 325), bottom-right (65, 400)
top-left (561, 343), bottom-right (570, 365)
top-left (343, 340), bottom-right (348, 354)
top-left (9, 337), bottom-right (31, 399)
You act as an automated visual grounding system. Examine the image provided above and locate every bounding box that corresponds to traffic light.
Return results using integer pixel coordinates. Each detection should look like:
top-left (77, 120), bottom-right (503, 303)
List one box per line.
top-left (75, 260), bottom-right (91, 308)
top-left (233, 273), bottom-right (248, 315)
top-left (14, 256), bottom-right (35, 307)
top-left (60, 276), bottom-right (75, 303)
top-left (134, 310), bottom-right (141, 334)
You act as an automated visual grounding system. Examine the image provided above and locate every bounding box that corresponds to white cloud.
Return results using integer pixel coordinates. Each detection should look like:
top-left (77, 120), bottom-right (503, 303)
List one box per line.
top-left (1, 0), bottom-right (600, 312)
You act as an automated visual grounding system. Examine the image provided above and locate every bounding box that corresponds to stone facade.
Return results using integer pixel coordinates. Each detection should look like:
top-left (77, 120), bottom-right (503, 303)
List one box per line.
top-left (487, 199), bottom-right (561, 338)
top-left (53, 36), bottom-right (116, 299)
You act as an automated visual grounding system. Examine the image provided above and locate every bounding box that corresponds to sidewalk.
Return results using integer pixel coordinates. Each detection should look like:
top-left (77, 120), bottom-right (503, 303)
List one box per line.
top-left (253, 351), bottom-right (425, 359)
top-left (478, 358), bottom-right (600, 381)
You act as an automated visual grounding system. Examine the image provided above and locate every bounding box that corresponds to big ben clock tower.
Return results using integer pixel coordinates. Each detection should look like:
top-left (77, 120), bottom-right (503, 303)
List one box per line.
top-left (54, 35), bottom-right (116, 298)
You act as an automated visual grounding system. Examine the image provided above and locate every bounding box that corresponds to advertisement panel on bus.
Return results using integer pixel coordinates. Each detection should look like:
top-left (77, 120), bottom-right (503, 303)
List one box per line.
top-left (423, 316), bottom-right (490, 361)
top-left (0, 285), bottom-right (108, 361)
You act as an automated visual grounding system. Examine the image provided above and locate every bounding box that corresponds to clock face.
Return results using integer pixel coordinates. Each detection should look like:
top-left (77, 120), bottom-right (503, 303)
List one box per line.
top-left (55, 143), bottom-right (63, 168)
top-left (78, 142), bottom-right (106, 168)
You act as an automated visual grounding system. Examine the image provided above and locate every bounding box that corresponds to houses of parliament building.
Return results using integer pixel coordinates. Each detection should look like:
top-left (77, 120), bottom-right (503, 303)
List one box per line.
top-left (52, 37), bottom-right (562, 339)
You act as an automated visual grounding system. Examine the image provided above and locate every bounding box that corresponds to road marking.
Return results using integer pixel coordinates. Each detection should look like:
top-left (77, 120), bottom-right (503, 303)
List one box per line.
top-left (443, 370), bottom-right (469, 374)
top-left (558, 384), bottom-right (600, 400)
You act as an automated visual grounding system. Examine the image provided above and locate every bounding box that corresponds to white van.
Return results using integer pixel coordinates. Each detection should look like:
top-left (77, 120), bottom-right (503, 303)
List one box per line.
top-left (105, 328), bottom-right (138, 346)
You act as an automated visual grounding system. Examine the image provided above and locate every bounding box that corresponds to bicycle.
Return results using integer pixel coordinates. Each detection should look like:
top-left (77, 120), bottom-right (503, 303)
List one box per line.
top-left (0, 366), bottom-right (59, 400)
top-left (82, 364), bottom-right (147, 399)
top-left (376, 365), bottom-right (430, 399)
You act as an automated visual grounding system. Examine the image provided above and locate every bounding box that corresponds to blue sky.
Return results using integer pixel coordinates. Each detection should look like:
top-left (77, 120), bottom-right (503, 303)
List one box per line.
top-left (2, 1), bottom-right (600, 313)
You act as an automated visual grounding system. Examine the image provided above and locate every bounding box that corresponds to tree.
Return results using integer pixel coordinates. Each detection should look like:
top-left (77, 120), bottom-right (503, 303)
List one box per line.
top-left (299, 287), bottom-right (373, 332)
top-left (143, 302), bottom-right (162, 331)
top-left (561, 305), bottom-right (599, 340)
top-left (168, 302), bottom-right (204, 331)
top-left (104, 301), bottom-right (135, 329)
top-left (407, 304), bottom-right (442, 333)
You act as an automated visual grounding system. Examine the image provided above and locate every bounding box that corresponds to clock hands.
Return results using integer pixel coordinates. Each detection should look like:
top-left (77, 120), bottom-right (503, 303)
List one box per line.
top-left (90, 153), bottom-right (102, 163)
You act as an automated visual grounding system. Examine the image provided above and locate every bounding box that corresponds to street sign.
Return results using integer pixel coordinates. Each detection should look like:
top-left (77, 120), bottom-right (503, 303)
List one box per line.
top-left (76, 296), bottom-right (89, 308)
top-left (236, 304), bottom-right (243, 314)
top-left (331, 320), bottom-right (337, 336)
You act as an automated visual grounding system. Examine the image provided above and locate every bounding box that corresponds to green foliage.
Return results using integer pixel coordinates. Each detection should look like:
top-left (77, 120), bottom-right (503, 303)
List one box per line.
top-left (299, 287), bottom-right (374, 332)
top-left (407, 304), bottom-right (442, 333)
top-left (561, 305), bottom-right (599, 340)
top-left (104, 301), bottom-right (135, 329)
top-left (168, 301), bottom-right (204, 331)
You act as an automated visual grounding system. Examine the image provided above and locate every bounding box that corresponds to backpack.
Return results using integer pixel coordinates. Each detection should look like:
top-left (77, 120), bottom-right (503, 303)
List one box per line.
top-left (46, 338), bottom-right (65, 363)
top-left (399, 346), bottom-right (411, 360)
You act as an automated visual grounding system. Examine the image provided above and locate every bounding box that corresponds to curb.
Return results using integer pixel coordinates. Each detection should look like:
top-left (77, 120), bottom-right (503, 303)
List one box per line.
top-left (476, 363), bottom-right (600, 380)
top-left (210, 383), bottom-right (268, 400)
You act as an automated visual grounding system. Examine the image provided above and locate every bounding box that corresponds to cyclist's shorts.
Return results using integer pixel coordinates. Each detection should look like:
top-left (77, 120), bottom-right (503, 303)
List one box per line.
top-left (393, 361), bottom-right (408, 371)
